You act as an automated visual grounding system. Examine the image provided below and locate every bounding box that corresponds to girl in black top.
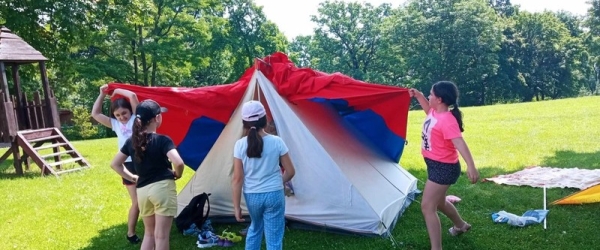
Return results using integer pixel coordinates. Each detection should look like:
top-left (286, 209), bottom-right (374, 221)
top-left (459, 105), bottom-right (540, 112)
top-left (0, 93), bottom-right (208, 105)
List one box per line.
top-left (111, 99), bottom-right (184, 250)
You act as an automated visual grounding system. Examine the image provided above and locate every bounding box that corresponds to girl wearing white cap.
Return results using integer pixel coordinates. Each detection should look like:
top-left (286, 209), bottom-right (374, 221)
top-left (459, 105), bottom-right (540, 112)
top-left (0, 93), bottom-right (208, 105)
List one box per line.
top-left (231, 100), bottom-right (296, 250)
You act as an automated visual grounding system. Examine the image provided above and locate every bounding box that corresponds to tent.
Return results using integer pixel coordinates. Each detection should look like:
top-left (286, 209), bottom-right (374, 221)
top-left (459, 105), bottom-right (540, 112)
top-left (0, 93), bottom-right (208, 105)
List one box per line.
top-left (106, 52), bottom-right (418, 236)
top-left (552, 184), bottom-right (600, 205)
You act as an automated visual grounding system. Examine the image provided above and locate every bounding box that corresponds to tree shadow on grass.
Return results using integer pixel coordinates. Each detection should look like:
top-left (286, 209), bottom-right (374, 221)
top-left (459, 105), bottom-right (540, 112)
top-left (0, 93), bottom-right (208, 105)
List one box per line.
top-left (541, 150), bottom-right (600, 169)
top-left (80, 222), bottom-right (201, 250)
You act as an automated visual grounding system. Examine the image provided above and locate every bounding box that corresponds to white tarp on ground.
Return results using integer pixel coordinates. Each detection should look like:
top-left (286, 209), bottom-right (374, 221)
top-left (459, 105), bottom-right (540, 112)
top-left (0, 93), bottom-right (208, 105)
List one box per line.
top-left (485, 166), bottom-right (600, 190)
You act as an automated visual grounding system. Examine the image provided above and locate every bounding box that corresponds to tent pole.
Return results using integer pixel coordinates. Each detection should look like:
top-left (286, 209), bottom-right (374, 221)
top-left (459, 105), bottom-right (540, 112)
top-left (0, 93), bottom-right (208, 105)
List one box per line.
top-left (543, 186), bottom-right (547, 229)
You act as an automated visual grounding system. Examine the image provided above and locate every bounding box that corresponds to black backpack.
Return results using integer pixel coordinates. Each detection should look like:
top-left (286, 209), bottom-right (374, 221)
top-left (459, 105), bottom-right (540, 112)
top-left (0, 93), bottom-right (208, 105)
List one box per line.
top-left (175, 192), bottom-right (210, 233)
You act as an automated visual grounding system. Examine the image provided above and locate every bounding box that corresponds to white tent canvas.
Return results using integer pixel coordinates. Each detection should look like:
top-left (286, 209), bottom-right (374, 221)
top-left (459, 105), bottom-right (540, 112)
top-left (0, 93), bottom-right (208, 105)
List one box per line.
top-left (177, 70), bottom-right (418, 236)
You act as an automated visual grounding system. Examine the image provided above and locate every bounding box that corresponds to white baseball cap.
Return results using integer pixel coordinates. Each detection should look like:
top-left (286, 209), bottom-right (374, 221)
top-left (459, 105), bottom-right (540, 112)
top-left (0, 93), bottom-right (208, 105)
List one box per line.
top-left (241, 100), bottom-right (266, 121)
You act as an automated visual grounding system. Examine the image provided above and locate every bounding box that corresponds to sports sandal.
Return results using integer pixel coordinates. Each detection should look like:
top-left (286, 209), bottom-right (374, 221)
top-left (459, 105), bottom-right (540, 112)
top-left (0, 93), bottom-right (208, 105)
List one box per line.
top-left (221, 230), bottom-right (242, 242)
top-left (448, 223), bottom-right (471, 236)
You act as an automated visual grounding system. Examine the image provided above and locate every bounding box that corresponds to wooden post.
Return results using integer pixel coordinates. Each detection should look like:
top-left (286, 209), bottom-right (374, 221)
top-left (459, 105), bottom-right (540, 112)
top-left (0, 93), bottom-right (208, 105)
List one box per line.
top-left (11, 64), bottom-right (27, 130)
top-left (33, 92), bottom-right (45, 129)
top-left (0, 62), bottom-right (9, 101)
top-left (1, 100), bottom-right (21, 174)
top-left (0, 92), bottom-right (8, 142)
top-left (23, 94), bottom-right (38, 129)
top-left (39, 61), bottom-right (59, 128)
top-left (11, 140), bottom-right (22, 175)
top-left (49, 94), bottom-right (60, 129)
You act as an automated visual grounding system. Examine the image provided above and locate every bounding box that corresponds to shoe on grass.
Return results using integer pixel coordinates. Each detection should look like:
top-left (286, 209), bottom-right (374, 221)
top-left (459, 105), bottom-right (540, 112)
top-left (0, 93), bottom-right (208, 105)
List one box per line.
top-left (127, 234), bottom-right (141, 244)
top-left (449, 223), bottom-right (471, 236)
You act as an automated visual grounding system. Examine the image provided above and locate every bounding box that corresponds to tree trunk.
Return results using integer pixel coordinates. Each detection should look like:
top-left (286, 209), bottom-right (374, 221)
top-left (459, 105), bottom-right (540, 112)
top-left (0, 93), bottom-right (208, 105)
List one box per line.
top-left (593, 63), bottom-right (599, 94)
top-left (151, 59), bottom-right (157, 87)
top-left (132, 35), bottom-right (138, 84)
top-left (139, 26), bottom-right (149, 86)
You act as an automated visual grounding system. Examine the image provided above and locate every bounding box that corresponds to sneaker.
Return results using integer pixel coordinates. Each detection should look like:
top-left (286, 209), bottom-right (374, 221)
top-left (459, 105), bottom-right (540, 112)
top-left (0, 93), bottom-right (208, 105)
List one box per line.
top-left (217, 238), bottom-right (234, 247)
top-left (197, 230), bottom-right (219, 248)
top-left (183, 223), bottom-right (202, 237)
top-left (126, 234), bottom-right (141, 244)
top-left (201, 219), bottom-right (214, 232)
top-left (239, 226), bottom-right (249, 236)
top-left (196, 239), bottom-right (217, 248)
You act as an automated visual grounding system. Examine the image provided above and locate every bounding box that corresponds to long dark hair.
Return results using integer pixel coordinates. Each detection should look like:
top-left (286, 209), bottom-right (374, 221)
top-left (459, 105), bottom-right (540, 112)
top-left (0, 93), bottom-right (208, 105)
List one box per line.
top-left (131, 117), bottom-right (151, 163)
top-left (432, 81), bottom-right (464, 132)
top-left (110, 98), bottom-right (133, 118)
top-left (243, 116), bottom-right (267, 158)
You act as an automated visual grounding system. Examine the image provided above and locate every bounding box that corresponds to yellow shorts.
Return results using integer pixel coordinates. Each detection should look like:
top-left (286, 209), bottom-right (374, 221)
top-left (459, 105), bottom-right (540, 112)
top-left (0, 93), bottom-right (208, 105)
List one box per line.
top-left (137, 179), bottom-right (177, 217)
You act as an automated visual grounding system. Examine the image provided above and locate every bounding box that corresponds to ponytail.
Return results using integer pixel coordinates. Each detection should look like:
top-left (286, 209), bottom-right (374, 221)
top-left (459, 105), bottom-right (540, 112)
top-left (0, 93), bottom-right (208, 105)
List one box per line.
top-left (243, 116), bottom-right (267, 158)
top-left (432, 81), bottom-right (464, 132)
top-left (246, 127), bottom-right (264, 158)
top-left (132, 117), bottom-right (150, 163)
top-left (451, 103), bottom-right (464, 132)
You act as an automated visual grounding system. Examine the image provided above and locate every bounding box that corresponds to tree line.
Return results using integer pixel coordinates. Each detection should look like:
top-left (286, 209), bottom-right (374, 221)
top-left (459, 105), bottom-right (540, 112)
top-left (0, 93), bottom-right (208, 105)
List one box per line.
top-left (291, 0), bottom-right (600, 106)
top-left (1, 0), bottom-right (599, 112)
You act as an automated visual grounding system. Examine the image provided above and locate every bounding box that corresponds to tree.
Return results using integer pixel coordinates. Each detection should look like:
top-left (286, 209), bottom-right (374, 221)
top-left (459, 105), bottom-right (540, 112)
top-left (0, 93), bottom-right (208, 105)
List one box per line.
top-left (0, 0), bottom-right (96, 107)
top-left (308, 1), bottom-right (392, 81)
top-left (220, 0), bottom-right (288, 82)
top-left (511, 11), bottom-right (577, 101)
top-left (288, 35), bottom-right (313, 68)
top-left (584, 0), bottom-right (600, 94)
top-left (81, 0), bottom-right (217, 87)
top-left (488, 0), bottom-right (516, 17)
top-left (390, 0), bottom-right (503, 105)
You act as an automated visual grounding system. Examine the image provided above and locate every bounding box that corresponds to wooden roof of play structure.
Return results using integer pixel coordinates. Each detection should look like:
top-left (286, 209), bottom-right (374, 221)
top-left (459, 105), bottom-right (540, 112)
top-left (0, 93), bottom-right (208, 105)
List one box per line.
top-left (0, 26), bottom-right (90, 177)
top-left (0, 26), bottom-right (47, 63)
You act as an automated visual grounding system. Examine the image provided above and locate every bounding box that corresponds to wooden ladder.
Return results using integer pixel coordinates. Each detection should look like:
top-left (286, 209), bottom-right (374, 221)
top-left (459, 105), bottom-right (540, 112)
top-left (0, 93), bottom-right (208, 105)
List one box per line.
top-left (16, 127), bottom-right (90, 177)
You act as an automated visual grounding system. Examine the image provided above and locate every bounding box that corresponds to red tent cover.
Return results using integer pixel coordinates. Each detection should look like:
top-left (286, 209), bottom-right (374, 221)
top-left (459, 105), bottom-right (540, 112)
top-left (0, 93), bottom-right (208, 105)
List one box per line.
top-left (106, 52), bottom-right (410, 170)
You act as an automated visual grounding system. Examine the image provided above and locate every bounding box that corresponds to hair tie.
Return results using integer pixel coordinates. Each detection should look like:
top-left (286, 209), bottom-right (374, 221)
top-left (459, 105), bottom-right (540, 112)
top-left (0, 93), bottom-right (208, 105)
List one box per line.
top-left (136, 114), bottom-right (141, 119)
top-left (250, 126), bottom-right (256, 130)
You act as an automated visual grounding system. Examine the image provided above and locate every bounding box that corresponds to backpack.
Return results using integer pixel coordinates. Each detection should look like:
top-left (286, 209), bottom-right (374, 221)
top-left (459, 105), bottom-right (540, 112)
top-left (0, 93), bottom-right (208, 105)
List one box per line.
top-left (175, 192), bottom-right (210, 233)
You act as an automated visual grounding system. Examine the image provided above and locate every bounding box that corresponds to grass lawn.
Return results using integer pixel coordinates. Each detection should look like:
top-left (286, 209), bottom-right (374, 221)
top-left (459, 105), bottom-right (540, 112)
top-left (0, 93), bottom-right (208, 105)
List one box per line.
top-left (1, 96), bottom-right (600, 249)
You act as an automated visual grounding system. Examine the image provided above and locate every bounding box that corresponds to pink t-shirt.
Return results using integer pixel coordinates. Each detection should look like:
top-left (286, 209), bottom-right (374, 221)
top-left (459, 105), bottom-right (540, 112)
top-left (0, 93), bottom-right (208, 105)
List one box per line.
top-left (421, 109), bottom-right (462, 163)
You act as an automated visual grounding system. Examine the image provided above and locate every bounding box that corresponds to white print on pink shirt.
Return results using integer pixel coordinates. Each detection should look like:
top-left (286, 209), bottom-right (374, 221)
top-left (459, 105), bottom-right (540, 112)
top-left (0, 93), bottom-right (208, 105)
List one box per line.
top-left (421, 114), bottom-right (437, 151)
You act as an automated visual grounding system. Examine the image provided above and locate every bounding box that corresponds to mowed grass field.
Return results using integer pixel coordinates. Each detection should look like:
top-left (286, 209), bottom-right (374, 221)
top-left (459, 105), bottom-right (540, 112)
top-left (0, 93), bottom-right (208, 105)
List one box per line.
top-left (1, 96), bottom-right (599, 250)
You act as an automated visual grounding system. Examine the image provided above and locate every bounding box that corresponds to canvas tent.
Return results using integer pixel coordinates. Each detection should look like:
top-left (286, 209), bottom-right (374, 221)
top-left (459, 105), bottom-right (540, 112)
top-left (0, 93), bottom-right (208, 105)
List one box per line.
top-left (106, 52), bottom-right (418, 236)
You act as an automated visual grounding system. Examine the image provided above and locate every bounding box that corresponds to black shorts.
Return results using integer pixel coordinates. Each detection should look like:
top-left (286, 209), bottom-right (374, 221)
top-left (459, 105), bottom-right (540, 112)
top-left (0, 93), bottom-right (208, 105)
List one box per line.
top-left (122, 162), bottom-right (137, 186)
top-left (425, 157), bottom-right (461, 185)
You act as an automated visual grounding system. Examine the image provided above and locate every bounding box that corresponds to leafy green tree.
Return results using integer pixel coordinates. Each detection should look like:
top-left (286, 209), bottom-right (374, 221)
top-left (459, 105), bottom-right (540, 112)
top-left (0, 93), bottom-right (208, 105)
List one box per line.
top-left (488, 0), bottom-right (516, 17)
top-left (584, 0), bottom-right (600, 94)
top-left (220, 0), bottom-right (288, 82)
top-left (512, 11), bottom-right (578, 100)
top-left (390, 0), bottom-right (503, 105)
top-left (0, 0), bottom-right (96, 108)
top-left (308, 1), bottom-right (392, 82)
top-left (288, 35), bottom-right (314, 68)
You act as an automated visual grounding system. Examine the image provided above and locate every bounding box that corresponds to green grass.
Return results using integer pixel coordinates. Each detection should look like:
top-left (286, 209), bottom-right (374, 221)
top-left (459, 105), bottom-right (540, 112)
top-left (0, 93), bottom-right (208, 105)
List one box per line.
top-left (2, 96), bottom-right (600, 249)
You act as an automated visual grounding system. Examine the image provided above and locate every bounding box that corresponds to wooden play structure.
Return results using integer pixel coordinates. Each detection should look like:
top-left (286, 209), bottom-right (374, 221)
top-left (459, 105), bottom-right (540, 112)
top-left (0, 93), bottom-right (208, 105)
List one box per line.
top-left (0, 27), bottom-right (90, 177)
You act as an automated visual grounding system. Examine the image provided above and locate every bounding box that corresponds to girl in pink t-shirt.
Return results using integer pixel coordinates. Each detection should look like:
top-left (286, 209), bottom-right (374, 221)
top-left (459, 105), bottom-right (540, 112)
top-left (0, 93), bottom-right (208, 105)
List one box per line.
top-left (409, 81), bottom-right (479, 250)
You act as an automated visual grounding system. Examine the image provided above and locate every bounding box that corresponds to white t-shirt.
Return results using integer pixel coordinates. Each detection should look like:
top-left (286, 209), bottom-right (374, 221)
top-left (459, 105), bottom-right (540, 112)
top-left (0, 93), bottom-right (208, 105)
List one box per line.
top-left (111, 115), bottom-right (136, 162)
top-left (233, 134), bottom-right (289, 193)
